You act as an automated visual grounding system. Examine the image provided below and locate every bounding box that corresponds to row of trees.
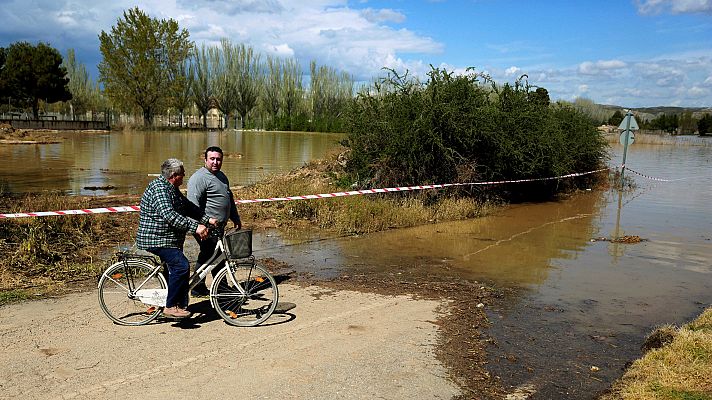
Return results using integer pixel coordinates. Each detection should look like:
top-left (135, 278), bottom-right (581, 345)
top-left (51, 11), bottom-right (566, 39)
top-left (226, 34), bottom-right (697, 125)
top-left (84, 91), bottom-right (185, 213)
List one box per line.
top-left (572, 99), bottom-right (710, 135)
top-left (1, 7), bottom-right (354, 131)
top-left (608, 110), bottom-right (708, 134)
top-left (98, 7), bottom-right (354, 131)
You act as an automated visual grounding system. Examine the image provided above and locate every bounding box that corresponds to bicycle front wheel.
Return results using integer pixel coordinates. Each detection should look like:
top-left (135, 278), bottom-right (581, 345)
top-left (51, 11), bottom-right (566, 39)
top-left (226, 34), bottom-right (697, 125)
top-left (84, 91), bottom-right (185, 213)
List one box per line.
top-left (98, 259), bottom-right (167, 326)
top-left (210, 262), bottom-right (278, 327)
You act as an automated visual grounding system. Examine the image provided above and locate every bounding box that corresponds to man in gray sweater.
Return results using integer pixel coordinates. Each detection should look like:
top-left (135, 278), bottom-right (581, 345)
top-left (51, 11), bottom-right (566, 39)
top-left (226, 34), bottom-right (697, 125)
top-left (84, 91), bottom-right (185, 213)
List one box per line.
top-left (187, 146), bottom-right (242, 297)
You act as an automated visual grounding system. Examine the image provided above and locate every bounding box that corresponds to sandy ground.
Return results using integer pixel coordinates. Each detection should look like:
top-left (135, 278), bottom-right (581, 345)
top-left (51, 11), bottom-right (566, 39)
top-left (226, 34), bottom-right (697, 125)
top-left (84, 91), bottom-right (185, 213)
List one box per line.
top-left (0, 283), bottom-right (461, 400)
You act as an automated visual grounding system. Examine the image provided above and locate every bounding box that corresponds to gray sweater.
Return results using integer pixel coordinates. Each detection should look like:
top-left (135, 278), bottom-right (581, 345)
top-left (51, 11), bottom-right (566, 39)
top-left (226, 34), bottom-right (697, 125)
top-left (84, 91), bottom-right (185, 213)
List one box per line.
top-left (187, 167), bottom-right (240, 226)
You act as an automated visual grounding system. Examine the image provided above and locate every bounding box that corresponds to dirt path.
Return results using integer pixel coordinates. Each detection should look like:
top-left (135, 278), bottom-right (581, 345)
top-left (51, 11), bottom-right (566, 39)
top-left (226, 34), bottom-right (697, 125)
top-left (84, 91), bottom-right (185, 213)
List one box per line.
top-left (0, 283), bottom-right (460, 399)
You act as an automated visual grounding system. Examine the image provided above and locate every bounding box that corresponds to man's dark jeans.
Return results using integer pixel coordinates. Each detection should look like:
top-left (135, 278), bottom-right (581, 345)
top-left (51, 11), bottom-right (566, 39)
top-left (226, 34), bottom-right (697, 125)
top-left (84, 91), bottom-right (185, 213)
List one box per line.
top-left (147, 247), bottom-right (190, 308)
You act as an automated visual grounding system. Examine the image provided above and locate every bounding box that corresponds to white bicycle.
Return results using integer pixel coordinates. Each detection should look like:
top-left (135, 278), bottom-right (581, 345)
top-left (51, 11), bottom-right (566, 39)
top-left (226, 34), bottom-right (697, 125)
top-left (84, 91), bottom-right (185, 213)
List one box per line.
top-left (97, 229), bottom-right (278, 327)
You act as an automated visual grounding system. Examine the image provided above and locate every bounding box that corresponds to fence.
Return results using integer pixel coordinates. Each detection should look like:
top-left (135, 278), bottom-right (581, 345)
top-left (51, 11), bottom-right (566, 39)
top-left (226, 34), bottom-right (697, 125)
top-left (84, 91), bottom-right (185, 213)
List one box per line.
top-left (1, 119), bottom-right (109, 130)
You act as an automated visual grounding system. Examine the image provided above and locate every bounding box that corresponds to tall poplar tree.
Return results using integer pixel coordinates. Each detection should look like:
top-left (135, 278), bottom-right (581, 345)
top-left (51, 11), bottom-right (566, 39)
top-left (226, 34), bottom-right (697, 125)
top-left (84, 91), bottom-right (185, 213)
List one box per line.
top-left (62, 49), bottom-right (94, 119)
top-left (234, 44), bottom-right (262, 129)
top-left (98, 7), bottom-right (192, 126)
top-left (191, 44), bottom-right (213, 129)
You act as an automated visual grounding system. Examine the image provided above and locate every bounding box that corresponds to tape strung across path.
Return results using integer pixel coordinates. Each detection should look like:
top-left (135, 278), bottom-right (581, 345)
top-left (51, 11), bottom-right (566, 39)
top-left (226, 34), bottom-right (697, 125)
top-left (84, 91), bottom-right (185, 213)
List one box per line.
top-left (0, 165), bottom-right (688, 219)
top-left (623, 166), bottom-right (693, 182)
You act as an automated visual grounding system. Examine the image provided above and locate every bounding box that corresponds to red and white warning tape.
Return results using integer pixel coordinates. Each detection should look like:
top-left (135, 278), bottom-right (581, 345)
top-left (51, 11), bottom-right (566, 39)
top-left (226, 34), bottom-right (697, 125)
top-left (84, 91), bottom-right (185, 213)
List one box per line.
top-left (0, 205), bottom-right (140, 219)
top-left (623, 167), bottom-right (692, 182)
top-left (233, 168), bottom-right (610, 204)
top-left (0, 168), bottom-right (610, 219)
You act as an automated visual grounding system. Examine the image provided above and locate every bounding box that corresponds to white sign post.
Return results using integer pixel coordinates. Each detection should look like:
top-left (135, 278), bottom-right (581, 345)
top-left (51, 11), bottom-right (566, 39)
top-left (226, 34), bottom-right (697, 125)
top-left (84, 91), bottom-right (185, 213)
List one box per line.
top-left (617, 111), bottom-right (639, 186)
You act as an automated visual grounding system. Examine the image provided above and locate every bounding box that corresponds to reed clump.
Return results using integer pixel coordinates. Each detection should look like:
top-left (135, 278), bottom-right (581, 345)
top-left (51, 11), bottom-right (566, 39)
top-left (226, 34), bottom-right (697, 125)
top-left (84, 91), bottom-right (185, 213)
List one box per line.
top-left (602, 307), bottom-right (712, 400)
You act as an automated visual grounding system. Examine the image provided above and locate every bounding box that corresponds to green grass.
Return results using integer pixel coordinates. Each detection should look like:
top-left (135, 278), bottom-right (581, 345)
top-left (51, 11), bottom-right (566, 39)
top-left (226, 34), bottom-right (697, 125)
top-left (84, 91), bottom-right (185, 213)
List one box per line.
top-left (0, 289), bottom-right (30, 306)
top-left (650, 383), bottom-right (712, 400)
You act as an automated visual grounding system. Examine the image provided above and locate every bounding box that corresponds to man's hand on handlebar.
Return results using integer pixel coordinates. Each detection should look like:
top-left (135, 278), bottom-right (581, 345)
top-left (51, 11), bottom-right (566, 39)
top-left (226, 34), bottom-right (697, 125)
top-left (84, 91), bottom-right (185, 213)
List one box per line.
top-left (196, 224), bottom-right (209, 240)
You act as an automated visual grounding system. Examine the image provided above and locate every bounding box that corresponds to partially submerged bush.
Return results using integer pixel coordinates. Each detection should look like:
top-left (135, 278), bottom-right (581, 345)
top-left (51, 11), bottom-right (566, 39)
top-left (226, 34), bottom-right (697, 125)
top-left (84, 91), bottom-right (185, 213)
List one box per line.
top-left (345, 67), bottom-right (608, 200)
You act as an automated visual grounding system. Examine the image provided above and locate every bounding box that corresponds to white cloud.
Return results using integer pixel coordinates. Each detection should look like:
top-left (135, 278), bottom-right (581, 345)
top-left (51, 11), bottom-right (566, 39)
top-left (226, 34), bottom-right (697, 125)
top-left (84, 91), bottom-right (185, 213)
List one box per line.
top-left (636, 0), bottom-right (712, 14)
top-left (0, 0), bottom-right (441, 82)
top-left (265, 43), bottom-right (295, 57)
top-left (2, 1), bottom-right (711, 108)
top-left (578, 60), bottom-right (627, 75)
top-left (688, 86), bottom-right (709, 97)
top-left (360, 8), bottom-right (406, 24)
top-left (505, 66), bottom-right (520, 76)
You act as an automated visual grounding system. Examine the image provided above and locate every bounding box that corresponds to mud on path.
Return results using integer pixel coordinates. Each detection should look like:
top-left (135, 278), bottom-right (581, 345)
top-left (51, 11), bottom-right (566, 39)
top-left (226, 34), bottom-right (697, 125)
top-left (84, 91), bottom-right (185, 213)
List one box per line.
top-left (0, 279), bottom-right (500, 399)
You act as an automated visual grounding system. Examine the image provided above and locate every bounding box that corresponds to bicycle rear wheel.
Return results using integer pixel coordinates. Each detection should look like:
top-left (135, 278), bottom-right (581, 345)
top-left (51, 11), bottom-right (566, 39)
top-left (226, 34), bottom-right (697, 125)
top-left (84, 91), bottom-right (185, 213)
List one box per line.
top-left (210, 262), bottom-right (278, 327)
top-left (98, 259), bottom-right (167, 326)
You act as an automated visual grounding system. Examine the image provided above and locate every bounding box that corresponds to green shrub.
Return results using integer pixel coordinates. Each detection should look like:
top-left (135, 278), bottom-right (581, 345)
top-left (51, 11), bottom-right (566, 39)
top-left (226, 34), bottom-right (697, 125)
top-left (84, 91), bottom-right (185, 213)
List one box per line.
top-left (345, 67), bottom-right (608, 200)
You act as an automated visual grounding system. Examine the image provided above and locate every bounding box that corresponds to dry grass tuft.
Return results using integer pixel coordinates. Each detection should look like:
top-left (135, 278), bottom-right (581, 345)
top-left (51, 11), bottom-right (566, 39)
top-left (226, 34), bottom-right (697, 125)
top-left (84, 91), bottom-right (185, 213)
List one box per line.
top-left (234, 148), bottom-right (496, 235)
top-left (602, 307), bottom-right (712, 400)
top-left (0, 192), bottom-right (137, 297)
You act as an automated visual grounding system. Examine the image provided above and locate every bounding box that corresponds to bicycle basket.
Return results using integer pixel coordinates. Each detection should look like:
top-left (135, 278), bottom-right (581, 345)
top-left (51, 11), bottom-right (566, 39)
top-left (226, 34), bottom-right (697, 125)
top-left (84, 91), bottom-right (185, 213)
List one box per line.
top-left (224, 229), bottom-right (252, 259)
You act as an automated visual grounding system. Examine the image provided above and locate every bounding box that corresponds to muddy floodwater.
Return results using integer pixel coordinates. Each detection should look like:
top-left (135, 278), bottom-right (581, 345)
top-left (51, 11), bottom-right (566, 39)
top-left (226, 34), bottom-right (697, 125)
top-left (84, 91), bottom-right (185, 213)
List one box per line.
top-left (3, 130), bottom-right (711, 398)
top-left (252, 141), bottom-right (712, 399)
top-left (0, 129), bottom-right (344, 195)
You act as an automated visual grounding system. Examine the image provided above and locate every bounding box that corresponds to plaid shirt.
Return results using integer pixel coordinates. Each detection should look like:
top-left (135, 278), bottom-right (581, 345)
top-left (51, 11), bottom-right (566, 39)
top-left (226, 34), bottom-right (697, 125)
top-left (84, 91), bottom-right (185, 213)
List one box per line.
top-left (136, 175), bottom-right (210, 250)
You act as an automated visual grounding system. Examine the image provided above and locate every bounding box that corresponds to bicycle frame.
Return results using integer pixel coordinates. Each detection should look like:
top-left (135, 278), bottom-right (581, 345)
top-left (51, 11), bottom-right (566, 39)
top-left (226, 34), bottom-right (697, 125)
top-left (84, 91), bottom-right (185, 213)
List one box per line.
top-left (189, 239), bottom-right (226, 291)
top-left (190, 239), bottom-right (250, 294)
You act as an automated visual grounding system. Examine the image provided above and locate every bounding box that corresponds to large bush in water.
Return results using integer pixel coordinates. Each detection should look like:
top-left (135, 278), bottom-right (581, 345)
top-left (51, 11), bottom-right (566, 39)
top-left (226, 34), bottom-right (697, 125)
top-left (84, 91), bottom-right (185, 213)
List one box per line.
top-left (345, 68), bottom-right (608, 197)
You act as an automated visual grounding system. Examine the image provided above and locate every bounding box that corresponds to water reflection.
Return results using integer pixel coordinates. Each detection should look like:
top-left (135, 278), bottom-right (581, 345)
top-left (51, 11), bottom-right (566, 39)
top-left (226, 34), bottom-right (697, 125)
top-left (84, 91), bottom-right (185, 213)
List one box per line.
top-left (0, 130), bottom-right (344, 195)
top-left (256, 189), bottom-right (607, 286)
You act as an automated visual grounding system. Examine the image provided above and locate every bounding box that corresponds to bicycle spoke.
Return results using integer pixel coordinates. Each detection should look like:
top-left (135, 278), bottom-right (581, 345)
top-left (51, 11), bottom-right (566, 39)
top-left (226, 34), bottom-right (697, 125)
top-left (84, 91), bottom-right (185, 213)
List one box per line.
top-left (210, 262), bottom-right (278, 326)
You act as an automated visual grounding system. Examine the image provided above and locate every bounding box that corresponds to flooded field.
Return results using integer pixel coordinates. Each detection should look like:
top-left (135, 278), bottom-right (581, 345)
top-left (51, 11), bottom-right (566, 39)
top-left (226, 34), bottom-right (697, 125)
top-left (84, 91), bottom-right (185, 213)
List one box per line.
top-left (252, 141), bottom-right (712, 398)
top-left (0, 129), bottom-right (344, 195)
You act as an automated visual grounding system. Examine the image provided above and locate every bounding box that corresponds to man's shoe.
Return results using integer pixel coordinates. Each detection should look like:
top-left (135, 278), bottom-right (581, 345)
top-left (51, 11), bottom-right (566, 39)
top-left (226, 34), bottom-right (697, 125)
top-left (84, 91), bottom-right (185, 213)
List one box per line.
top-left (163, 306), bottom-right (191, 318)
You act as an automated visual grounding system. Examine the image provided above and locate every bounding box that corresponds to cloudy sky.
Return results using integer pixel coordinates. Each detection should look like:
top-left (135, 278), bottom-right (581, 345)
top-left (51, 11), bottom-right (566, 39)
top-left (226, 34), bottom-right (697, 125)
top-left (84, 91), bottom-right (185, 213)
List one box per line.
top-left (1, 0), bottom-right (711, 107)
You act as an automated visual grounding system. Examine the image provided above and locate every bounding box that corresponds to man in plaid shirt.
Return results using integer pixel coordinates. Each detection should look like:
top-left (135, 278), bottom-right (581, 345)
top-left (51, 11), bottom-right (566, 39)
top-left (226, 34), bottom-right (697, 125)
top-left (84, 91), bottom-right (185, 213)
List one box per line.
top-left (137, 158), bottom-right (216, 319)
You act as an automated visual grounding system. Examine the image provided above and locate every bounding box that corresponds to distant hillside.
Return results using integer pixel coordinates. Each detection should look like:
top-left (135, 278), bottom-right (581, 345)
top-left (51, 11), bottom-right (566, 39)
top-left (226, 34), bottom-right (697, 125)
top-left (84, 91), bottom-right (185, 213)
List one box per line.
top-left (600, 104), bottom-right (712, 117)
top-left (595, 104), bottom-right (712, 122)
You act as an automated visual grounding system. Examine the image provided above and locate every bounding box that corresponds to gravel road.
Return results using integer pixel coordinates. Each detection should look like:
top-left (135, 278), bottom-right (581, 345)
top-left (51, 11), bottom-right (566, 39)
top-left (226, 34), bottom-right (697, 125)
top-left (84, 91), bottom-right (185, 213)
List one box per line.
top-left (0, 283), bottom-right (460, 399)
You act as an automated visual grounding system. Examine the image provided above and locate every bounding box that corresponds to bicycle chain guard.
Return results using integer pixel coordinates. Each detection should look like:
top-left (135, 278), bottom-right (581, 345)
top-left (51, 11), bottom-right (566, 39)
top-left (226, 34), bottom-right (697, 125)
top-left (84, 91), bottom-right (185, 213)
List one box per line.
top-left (134, 289), bottom-right (167, 307)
